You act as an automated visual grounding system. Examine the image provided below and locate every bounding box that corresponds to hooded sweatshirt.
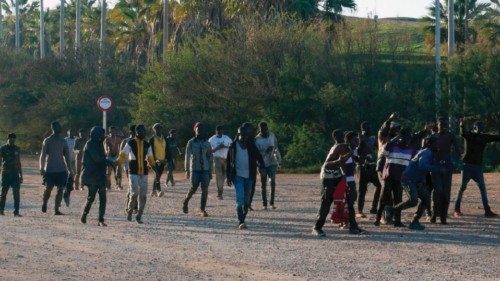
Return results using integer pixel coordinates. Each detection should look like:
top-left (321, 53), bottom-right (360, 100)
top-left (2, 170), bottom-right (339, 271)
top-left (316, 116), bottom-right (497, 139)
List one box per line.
top-left (81, 127), bottom-right (108, 186)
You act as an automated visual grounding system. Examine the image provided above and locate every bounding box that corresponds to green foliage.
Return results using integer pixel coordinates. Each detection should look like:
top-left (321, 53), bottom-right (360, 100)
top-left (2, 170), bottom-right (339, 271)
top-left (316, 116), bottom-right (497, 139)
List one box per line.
top-left (0, 44), bottom-right (137, 150)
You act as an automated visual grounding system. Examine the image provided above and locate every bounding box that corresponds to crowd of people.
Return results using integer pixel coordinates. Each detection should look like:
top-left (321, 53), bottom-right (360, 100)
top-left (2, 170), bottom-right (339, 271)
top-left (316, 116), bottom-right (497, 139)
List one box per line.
top-left (0, 114), bottom-right (498, 235)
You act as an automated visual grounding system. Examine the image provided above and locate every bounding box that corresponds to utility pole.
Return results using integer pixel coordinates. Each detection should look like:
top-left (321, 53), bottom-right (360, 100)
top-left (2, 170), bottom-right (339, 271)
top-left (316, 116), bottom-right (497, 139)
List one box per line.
top-left (435, 0), bottom-right (441, 116)
top-left (15, 0), bottom-right (20, 48)
top-left (75, 0), bottom-right (81, 50)
top-left (40, 0), bottom-right (45, 58)
top-left (100, 0), bottom-right (106, 51)
top-left (59, 0), bottom-right (64, 56)
top-left (0, 0), bottom-right (3, 45)
top-left (448, 0), bottom-right (455, 56)
top-left (162, 0), bottom-right (169, 63)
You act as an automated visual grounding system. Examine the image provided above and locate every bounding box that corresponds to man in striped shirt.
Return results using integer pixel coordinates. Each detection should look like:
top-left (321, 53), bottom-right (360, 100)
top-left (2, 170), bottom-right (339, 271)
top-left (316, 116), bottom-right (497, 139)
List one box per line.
top-left (374, 128), bottom-right (416, 227)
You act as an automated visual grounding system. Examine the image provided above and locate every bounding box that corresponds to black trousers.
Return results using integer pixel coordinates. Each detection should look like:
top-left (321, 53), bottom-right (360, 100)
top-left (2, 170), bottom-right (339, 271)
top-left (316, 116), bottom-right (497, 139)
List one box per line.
top-left (432, 164), bottom-right (453, 221)
top-left (376, 178), bottom-right (403, 224)
top-left (314, 178), bottom-right (358, 230)
top-left (357, 164), bottom-right (382, 213)
top-left (394, 181), bottom-right (430, 223)
top-left (83, 185), bottom-right (107, 222)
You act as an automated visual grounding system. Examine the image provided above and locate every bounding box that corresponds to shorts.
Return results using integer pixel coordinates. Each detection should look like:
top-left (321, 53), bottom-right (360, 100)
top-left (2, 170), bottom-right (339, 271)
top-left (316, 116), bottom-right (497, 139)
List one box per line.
top-left (44, 172), bottom-right (68, 187)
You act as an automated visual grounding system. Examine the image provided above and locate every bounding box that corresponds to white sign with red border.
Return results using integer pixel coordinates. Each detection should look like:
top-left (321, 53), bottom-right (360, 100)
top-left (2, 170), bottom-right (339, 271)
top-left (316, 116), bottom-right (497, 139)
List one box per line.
top-left (97, 96), bottom-right (113, 112)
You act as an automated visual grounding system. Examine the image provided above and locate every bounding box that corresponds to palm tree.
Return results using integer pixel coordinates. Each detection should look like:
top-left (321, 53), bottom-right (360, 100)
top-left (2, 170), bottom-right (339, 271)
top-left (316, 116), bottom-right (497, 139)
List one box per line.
top-left (422, 0), bottom-right (492, 50)
top-left (0, 0), bottom-right (4, 45)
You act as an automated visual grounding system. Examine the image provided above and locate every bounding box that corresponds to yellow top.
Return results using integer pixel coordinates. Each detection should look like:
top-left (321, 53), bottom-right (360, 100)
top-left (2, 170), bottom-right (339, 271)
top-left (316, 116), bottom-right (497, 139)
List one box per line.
top-left (153, 136), bottom-right (167, 161)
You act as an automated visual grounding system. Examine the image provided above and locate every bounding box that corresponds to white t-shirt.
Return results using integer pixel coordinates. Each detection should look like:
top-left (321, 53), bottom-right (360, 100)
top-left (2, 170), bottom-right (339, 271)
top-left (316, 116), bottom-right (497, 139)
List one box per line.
top-left (208, 134), bottom-right (232, 159)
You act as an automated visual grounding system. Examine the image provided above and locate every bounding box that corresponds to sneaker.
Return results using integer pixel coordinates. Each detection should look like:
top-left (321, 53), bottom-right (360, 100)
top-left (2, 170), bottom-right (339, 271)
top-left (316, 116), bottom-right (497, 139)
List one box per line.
top-left (349, 227), bottom-right (367, 234)
top-left (150, 191), bottom-right (157, 197)
top-left (41, 204), bottom-right (47, 213)
top-left (171, 181), bottom-right (176, 187)
top-left (158, 191), bottom-right (165, 198)
top-left (13, 213), bottom-right (22, 217)
top-left (238, 223), bottom-right (247, 230)
top-left (63, 196), bottom-right (70, 207)
top-left (454, 210), bottom-right (463, 217)
top-left (182, 202), bottom-right (188, 214)
top-left (394, 222), bottom-right (406, 228)
top-left (311, 228), bottom-right (326, 237)
top-left (199, 210), bottom-right (208, 217)
top-left (98, 221), bottom-right (108, 227)
top-left (369, 208), bottom-right (377, 214)
top-left (356, 212), bottom-right (367, 218)
top-left (0, 211), bottom-right (4, 216)
top-left (80, 214), bottom-right (87, 224)
top-left (270, 205), bottom-right (277, 210)
top-left (485, 210), bottom-right (498, 218)
top-left (440, 218), bottom-right (448, 225)
top-left (263, 206), bottom-right (268, 211)
top-left (136, 218), bottom-right (144, 224)
top-left (54, 211), bottom-right (65, 216)
top-left (430, 216), bottom-right (437, 224)
top-left (374, 220), bottom-right (381, 227)
top-left (380, 217), bottom-right (387, 225)
top-left (409, 222), bottom-right (425, 230)
top-left (217, 196), bottom-right (223, 200)
top-left (127, 212), bottom-right (133, 221)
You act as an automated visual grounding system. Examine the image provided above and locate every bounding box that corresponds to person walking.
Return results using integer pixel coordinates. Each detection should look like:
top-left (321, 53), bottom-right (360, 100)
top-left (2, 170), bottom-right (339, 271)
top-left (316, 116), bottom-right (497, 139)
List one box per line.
top-left (121, 125), bottom-right (137, 213)
top-left (73, 128), bottom-right (87, 191)
top-left (0, 133), bottom-right (23, 217)
top-left (80, 126), bottom-right (111, 226)
top-left (149, 123), bottom-right (169, 198)
top-left (254, 122), bottom-right (281, 210)
top-left (454, 119), bottom-right (500, 218)
top-left (165, 129), bottom-right (182, 187)
top-left (226, 126), bottom-right (265, 229)
top-left (209, 125), bottom-right (232, 200)
top-left (105, 126), bottom-right (124, 190)
top-left (116, 125), bottom-right (155, 224)
top-left (40, 121), bottom-right (72, 215)
top-left (182, 122), bottom-right (212, 217)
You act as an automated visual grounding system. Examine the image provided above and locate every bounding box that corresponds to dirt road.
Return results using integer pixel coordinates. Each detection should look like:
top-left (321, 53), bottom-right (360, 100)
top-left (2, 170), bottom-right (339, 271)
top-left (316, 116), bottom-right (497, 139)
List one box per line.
top-left (0, 160), bottom-right (498, 280)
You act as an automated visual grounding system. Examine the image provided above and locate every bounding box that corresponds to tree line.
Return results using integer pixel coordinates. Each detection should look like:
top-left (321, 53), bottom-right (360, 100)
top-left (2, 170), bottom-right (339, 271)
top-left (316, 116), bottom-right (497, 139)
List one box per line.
top-left (0, 0), bottom-right (498, 170)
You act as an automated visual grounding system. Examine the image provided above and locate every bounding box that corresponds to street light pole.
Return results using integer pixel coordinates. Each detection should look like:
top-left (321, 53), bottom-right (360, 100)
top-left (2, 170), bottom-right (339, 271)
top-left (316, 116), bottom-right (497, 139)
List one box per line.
top-left (435, 0), bottom-right (441, 116)
top-left (40, 0), bottom-right (45, 58)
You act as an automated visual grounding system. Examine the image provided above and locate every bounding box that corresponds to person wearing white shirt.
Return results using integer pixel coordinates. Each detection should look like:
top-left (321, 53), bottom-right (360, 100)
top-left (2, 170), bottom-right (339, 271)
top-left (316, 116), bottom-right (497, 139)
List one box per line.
top-left (208, 125), bottom-right (232, 199)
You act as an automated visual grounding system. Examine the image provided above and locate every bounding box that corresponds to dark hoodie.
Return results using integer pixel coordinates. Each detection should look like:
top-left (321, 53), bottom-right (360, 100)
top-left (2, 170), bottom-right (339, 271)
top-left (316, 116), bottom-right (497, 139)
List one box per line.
top-left (81, 127), bottom-right (108, 186)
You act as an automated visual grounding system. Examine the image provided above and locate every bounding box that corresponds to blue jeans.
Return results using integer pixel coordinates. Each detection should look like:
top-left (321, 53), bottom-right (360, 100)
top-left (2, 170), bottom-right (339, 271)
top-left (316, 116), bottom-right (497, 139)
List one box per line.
top-left (235, 176), bottom-right (254, 224)
top-left (455, 164), bottom-right (489, 211)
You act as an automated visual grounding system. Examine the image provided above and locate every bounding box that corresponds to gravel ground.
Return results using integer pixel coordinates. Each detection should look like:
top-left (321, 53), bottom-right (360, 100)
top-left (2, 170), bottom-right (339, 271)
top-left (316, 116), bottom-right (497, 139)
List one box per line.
top-left (0, 159), bottom-right (498, 280)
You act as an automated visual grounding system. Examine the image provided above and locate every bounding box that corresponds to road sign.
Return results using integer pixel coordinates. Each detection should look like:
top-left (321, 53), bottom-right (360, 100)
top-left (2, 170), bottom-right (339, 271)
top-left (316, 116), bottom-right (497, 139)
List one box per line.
top-left (97, 96), bottom-right (113, 112)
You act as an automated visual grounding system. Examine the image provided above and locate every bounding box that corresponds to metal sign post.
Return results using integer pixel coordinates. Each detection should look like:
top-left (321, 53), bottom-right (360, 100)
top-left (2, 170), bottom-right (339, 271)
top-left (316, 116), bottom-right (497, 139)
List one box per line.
top-left (97, 96), bottom-right (113, 132)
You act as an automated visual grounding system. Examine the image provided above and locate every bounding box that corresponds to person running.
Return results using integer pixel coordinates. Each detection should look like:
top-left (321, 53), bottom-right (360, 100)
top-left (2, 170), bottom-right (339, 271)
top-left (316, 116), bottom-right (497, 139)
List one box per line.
top-left (65, 129), bottom-right (77, 176)
top-left (40, 121), bottom-right (72, 215)
top-left (311, 129), bottom-right (365, 237)
top-left (121, 125), bottom-right (137, 213)
top-left (73, 128), bottom-right (87, 191)
top-left (80, 126), bottom-right (111, 226)
top-left (254, 122), bottom-right (282, 210)
top-left (226, 126), bottom-right (265, 229)
top-left (431, 117), bottom-right (461, 224)
top-left (374, 128), bottom-right (415, 227)
top-left (0, 133), bottom-right (23, 217)
top-left (209, 125), bottom-right (232, 200)
top-left (392, 136), bottom-right (443, 230)
top-left (165, 129), bottom-right (182, 187)
top-left (356, 122), bottom-right (382, 217)
top-left (182, 122), bottom-right (212, 217)
top-left (149, 123), bottom-right (169, 198)
top-left (116, 125), bottom-right (155, 224)
top-left (454, 119), bottom-right (500, 218)
top-left (105, 126), bottom-right (124, 190)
